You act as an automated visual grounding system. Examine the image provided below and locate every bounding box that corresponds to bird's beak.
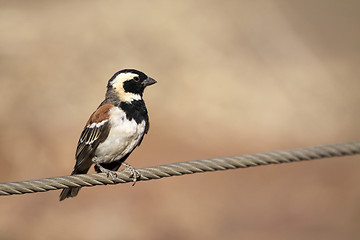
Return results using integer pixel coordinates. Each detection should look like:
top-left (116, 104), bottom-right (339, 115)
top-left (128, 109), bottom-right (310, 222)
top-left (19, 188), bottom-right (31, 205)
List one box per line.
top-left (142, 77), bottom-right (157, 87)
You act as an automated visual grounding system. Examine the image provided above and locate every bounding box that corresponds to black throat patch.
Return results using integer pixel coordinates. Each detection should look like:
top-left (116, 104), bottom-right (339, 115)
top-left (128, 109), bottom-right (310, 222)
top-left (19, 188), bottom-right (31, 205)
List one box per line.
top-left (119, 100), bottom-right (149, 124)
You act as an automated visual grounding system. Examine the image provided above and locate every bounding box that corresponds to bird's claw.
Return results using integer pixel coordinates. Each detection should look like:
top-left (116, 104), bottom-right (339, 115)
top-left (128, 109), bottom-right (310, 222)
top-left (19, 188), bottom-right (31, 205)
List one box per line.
top-left (106, 170), bottom-right (118, 180)
top-left (96, 163), bottom-right (118, 180)
top-left (122, 162), bottom-right (140, 186)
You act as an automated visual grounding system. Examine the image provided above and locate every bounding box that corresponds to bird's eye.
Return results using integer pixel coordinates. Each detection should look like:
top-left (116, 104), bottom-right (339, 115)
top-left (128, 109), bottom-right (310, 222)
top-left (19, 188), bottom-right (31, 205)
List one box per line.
top-left (133, 76), bottom-right (140, 82)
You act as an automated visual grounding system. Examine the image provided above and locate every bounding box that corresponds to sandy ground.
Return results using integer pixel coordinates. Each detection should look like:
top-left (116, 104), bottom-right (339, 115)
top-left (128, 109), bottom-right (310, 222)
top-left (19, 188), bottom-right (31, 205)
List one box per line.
top-left (0, 1), bottom-right (360, 239)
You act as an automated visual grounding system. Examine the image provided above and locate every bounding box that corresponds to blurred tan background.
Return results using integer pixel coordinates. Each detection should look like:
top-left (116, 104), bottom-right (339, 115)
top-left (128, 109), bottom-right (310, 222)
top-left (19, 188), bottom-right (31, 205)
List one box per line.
top-left (0, 0), bottom-right (360, 239)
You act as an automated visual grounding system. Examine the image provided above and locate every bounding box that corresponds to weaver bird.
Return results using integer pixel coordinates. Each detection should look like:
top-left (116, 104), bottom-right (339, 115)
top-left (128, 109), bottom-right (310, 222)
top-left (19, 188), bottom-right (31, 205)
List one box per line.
top-left (59, 69), bottom-right (156, 201)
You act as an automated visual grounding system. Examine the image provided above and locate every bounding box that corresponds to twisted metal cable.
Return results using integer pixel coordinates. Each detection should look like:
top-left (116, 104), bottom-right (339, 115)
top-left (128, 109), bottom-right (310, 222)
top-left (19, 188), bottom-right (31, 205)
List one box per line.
top-left (1, 141), bottom-right (359, 196)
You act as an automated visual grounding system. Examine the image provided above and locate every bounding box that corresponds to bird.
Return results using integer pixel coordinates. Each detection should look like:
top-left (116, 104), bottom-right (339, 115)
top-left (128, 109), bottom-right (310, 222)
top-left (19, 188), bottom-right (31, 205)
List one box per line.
top-left (59, 69), bottom-right (156, 201)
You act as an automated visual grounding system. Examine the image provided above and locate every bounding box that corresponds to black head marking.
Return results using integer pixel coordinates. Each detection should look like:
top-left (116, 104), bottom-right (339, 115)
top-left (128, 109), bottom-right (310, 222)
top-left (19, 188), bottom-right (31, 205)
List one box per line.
top-left (107, 69), bottom-right (156, 96)
top-left (107, 69), bottom-right (148, 89)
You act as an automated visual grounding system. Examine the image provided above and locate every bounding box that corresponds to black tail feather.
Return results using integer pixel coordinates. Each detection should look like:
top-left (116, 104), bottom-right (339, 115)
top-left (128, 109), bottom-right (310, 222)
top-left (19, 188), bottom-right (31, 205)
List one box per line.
top-left (59, 187), bottom-right (81, 201)
top-left (59, 167), bottom-right (90, 201)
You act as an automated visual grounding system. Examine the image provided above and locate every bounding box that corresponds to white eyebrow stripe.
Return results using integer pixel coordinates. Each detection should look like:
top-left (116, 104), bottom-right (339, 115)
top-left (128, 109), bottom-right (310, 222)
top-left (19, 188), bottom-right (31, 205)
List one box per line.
top-left (110, 72), bottom-right (143, 102)
top-left (112, 72), bottom-right (138, 83)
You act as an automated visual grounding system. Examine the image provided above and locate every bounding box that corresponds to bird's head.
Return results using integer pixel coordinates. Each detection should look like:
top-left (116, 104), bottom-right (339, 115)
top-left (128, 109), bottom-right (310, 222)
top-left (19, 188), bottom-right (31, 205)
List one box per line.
top-left (107, 69), bottom-right (157, 102)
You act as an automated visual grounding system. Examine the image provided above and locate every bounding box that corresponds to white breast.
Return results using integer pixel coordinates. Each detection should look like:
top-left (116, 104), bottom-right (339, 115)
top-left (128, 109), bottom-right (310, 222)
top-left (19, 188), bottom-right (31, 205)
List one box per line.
top-left (94, 107), bottom-right (146, 163)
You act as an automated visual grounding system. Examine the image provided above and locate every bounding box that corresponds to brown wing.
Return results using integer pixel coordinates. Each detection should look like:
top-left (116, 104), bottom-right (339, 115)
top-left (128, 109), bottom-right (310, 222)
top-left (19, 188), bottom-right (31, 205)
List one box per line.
top-left (72, 104), bottom-right (114, 174)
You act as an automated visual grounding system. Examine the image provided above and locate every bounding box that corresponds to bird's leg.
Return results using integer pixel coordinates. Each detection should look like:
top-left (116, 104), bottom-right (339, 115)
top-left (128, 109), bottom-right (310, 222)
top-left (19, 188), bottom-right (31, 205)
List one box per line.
top-left (95, 163), bottom-right (118, 180)
top-left (122, 162), bottom-right (140, 186)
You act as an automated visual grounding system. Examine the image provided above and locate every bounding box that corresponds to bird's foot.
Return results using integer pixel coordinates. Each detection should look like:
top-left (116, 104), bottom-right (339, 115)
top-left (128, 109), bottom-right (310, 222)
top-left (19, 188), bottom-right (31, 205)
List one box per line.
top-left (122, 162), bottom-right (140, 186)
top-left (95, 163), bottom-right (118, 180)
